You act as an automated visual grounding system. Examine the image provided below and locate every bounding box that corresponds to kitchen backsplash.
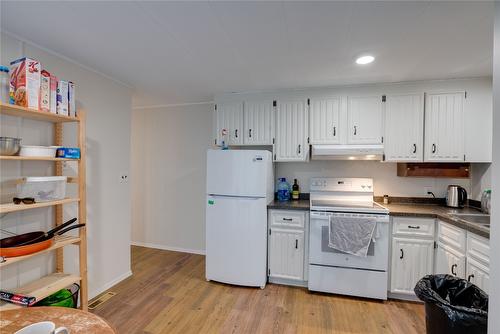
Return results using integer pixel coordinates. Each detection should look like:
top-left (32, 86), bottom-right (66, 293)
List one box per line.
top-left (276, 161), bottom-right (491, 200)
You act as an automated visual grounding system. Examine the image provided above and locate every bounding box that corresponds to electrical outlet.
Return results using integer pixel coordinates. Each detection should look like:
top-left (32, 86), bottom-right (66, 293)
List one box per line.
top-left (119, 174), bottom-right (129, 184)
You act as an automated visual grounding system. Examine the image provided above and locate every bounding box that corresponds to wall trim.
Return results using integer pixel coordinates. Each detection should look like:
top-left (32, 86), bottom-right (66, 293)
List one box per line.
top-left (89, 270), bottom-right (133, 300)
top-left (133, 101), bottom-right (214, 110)
top-left (131, 241), bottom-right (206, 255)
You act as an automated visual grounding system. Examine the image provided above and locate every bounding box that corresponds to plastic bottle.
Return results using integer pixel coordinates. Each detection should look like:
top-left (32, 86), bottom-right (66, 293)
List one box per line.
top-left (221, 128), bottom-right (229, 150)
top-left (292, 179), bottom-right (300, 200)
top-left (481, 189), bottom-right (491, 214)
top-left (0, 66), bottom-right (9, 104)
top-left (277, 178), bottom-right (291, 201)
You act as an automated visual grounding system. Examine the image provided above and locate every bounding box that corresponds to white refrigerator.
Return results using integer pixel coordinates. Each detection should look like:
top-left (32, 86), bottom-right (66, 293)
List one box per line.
top-left (206, 149), bottom-right (274, 288)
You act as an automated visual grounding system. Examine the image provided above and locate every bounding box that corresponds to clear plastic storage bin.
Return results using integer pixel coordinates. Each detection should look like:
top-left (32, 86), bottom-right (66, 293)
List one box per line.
top-left (16, 176), bottom-right (67, 202)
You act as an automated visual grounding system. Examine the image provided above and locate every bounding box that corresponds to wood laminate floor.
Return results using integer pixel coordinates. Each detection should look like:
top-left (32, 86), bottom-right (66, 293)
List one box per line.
top-left (91, 246), bottom-right (425, 334)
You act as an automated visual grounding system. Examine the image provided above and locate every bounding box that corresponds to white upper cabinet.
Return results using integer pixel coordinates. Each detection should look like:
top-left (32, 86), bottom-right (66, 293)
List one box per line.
top-left (274, 98), bottom-right (309, 161)
top-left (243, 100), bottom-right (274, 145)
top-left (309, 97), bottom-right (341, 144)
top-left (424, 92), bottom-right (465, 162)
top-left (384, 93), bottom-right (424, 162)
top-left (215, 101), bottom-right (244, 146)
top-left (347, 95), bottom-right (384, 144)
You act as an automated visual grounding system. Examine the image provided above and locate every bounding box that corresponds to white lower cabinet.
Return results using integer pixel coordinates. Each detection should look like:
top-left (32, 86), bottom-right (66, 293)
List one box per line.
top-left (435, 242), bottom-right (466, 278)
top-left (466, 257), bottom-right (489, 293)
top-left (268, 210), bottom-right (308, 285)
top-left (390, 237), bottom-right (434, 295)
top-left (269, 228), bottom-right (304, 281)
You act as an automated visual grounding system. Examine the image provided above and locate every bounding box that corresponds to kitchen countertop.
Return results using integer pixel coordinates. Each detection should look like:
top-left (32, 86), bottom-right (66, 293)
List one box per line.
top-left (267, 199), bottom-right (310, 211)
top-left (380, 203), bottom-right (489, 239)
top-left (267, 200), bottom-right (489, 239)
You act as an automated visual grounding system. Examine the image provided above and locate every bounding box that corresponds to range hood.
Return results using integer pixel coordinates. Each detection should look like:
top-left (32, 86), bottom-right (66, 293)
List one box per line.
top-left (311, 144), bottom-right (384, 161)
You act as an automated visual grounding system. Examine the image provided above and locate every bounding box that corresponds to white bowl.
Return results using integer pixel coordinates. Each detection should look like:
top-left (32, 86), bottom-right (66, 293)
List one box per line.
top-left (19, 145), bottom-right (60, 157)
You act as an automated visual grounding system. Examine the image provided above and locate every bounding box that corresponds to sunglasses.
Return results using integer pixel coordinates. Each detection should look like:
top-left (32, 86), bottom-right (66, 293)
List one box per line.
top-left (13, 197), bottom-right (36, 205)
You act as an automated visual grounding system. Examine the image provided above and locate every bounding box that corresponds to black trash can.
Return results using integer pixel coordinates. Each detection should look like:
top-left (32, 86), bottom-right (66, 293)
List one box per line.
top-left (414, 274), bottom-right (488, 334)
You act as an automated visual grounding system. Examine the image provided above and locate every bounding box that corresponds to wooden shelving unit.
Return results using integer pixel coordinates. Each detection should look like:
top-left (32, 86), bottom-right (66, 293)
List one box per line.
top-left (0, 156), bottom-right (79, 161)
top-left (0, 103), bottom-right (88, 311)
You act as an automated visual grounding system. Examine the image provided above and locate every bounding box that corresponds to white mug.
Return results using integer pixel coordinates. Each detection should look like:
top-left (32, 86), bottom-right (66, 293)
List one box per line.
top-left (14, 321), bottom-right (69, 334)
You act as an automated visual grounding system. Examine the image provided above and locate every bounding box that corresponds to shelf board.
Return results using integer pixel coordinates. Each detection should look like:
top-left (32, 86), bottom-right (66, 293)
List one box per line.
top-left (0, 273), bottom-right (81, 310)
top-left (0, 235), bottom-right (80, 268)
top-left (0, 102), bottom-right (79, 123)
top-left (0, 198), bottom-right (80, 214)
top-left (0, 155), bottom-right (79, 161)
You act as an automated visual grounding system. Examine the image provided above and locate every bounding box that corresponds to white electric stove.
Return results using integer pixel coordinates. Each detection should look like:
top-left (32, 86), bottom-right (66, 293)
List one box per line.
top-left (308, 177), bottom-right (390, 300)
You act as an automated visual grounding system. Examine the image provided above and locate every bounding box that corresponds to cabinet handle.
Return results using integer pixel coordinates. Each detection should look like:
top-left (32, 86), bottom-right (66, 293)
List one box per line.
top-left (297, 145), bottom-right (301, 154)
top-left (295, 239), bottom-right (298, 249)
top-left (400, 249), bottom-right (404, 259)
top-left (451, 264), bottom-right (457, 276)
top-left (413, 144), bottom-right (417, 154)
top-left (333, 126), bottom-right (336, 137)
top-left (282, 218), bottom-right (293, 221)
top-left (249, 129), bottom-right (252, 138)
top-left (407, 225), bottom-right (421, 229)
top-left (468, 274), bottom-right (475, 282)
top-left (235, 129), bottom-right (238, 138)
top-left (354, 126), bottom-right (357, 136)
top-left (432, 143), bottom-right (436, 153)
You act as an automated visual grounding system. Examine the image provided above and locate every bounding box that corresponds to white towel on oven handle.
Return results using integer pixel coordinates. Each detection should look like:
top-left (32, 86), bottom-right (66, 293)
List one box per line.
top-left (328, 215), bottom-right (377, 257)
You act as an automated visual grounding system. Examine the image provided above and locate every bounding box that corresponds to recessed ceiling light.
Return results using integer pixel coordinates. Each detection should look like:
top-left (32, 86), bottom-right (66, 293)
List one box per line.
top-left (356, 55), bottom-right (375, 65)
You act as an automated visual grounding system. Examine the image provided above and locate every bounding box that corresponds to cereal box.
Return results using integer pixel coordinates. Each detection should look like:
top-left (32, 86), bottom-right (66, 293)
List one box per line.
top-left (68, 81), bottom-right (76, 117)
top-left (39, 70), bottom-right (50, 112)
top-left (56, 80), bottom-right (69, 116)
top-left (50, 74), bottom-right (58, 114)
top-left (9, 57), bottom-right (41, 109)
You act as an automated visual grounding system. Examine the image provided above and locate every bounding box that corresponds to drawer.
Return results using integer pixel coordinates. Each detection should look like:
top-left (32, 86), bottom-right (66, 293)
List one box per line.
top-left (467, 233), bottom-right (490, 266)
top-left (392, 217), bottom-right (435, 238)
top-left (269, 210), bottom-right (306, 229)
top-left (438, 221), bottom-right (466, 252)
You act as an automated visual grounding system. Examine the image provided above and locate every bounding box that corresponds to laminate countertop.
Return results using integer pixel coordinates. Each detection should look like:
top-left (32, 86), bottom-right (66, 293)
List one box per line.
top-left (379, 203), bottom-right (490, 239)
top-left (267, 200), bottom-right (490, 239)
top-left (267, 199), bottom-right (310, 211)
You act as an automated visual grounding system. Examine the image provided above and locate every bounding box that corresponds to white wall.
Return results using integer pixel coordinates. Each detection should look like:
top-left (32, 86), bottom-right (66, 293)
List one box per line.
top-left (131, 103), bottom-right (212, 254)
top-left (489, 3), bottom-right (500, 333)
top-left (277, 161), bottom-right (475, 198)
top-left (0, 32), bottom-right (132, 298)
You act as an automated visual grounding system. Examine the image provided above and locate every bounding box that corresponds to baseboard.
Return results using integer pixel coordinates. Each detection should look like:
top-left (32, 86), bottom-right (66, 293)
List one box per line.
top-left (89, 270), bottom-right (133, 299)
top-left (131, 241), bottom-right (206, 255)
top-left (388, 291), bottom-right (422, 302)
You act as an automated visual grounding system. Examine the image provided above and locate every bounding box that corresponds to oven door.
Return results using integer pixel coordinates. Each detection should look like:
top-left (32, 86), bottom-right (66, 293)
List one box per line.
top-left (309, 211), bottom-right (389, 271)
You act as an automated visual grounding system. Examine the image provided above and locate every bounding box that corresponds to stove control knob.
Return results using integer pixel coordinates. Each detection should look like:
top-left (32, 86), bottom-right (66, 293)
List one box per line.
top-left (361, 185), bottom-right (366, 189)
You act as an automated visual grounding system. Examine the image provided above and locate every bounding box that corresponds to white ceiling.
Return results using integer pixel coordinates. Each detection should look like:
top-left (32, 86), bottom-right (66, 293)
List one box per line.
top-left (1, 1), bottom-right (494, 107)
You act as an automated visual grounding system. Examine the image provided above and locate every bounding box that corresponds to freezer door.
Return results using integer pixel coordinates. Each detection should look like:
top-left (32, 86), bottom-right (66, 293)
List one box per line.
top-left (206, 149), bottom-right (271, 197)
top-left (206, 195), bottom-right (267, 287)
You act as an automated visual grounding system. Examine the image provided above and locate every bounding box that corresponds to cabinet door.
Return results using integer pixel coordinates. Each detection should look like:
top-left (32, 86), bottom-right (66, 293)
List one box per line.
top-left (244, 100), bottom-right (274, 145)
top-left (384, 94), bottom-right (424, 161)
top-left (466, 257), bottom-right (489, 293)
top-left (215, 101), bottom-right (244, 145)
top-left (347, 95), bottom-right (383, 144)
top-left (390, 237), bottom-right (434, 294)
top-left (435, 243), bottom-right (466, 278)
top-left (269, 228), bottom-right (305, 281)
top-left (424, 92), bottom-right (465, 161)
top-left (309, 97), bottom-right (341, 144)
top-left (274, 98), bottom-right (308, 161)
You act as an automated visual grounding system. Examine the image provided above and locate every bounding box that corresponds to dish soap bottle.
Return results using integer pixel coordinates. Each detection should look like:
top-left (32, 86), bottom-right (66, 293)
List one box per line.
top-left (292, 179), bottom-right (300, 200)
top-left (277, 178), bottom-right (291, 201)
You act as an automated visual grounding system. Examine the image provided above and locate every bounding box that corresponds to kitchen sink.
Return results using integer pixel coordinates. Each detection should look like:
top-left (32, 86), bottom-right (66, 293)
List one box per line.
top-left (449, 213), bottom-right (490, 226)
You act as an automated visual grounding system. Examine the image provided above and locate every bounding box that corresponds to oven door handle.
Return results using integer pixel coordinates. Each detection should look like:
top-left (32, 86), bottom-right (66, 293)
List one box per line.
top-left (310, 213), bottom-right (331, 220)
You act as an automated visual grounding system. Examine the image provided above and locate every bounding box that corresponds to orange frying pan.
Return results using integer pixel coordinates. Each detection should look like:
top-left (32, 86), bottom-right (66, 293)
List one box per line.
top-left (0, 219), bottom-right (84, 258)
